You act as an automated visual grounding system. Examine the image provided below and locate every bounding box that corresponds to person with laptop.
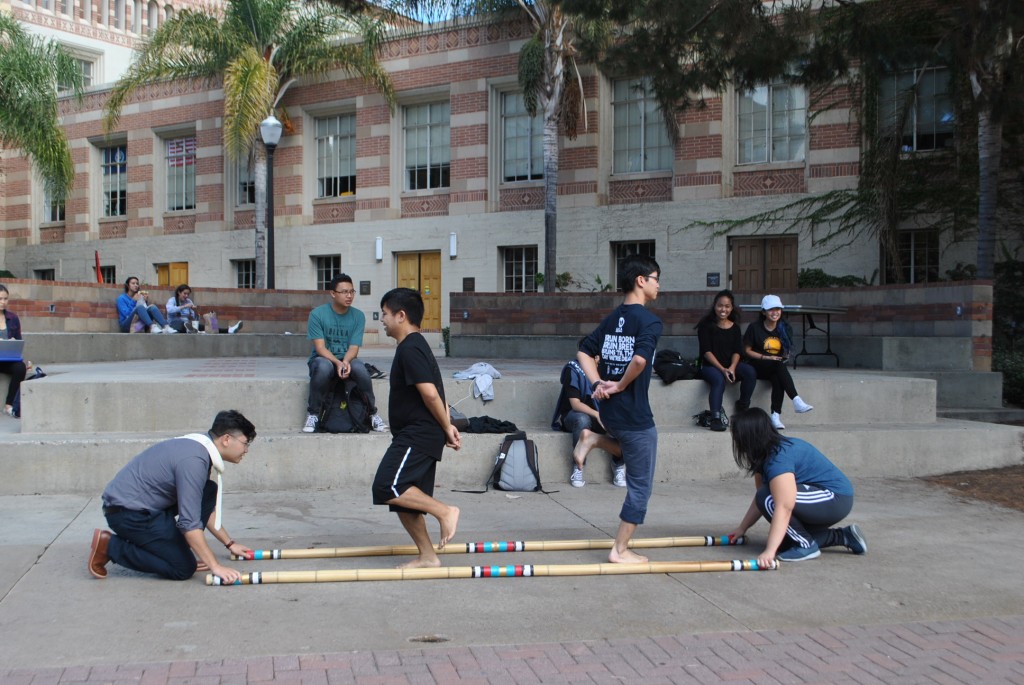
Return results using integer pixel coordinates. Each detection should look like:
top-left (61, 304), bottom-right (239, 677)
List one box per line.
top-left (0, 284), bottom-right (27, 418)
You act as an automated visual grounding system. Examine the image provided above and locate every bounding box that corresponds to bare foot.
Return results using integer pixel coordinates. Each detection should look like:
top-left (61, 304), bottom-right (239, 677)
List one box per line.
top-left (396, 557), bottom-right (441, 570)
top-left (438, 505), bottom-right (460, 548)
top-left (608, 547), bottom-right (648, 564)
top-left (572, 429), bottom-right (599, 469)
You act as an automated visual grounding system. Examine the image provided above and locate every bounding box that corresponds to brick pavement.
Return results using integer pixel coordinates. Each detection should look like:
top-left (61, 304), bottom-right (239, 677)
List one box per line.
top-left (3, 616), bottom-right (1022, 684)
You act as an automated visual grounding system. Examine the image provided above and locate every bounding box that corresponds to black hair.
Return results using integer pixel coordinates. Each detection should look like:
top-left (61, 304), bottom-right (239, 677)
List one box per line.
top-left (210, 410), bottom-right (257, 442)
top-left (730, 408), bottom-right (788, 476)
top-left (380, 287), bottom-right (424, 327)
top-left (328, 273), bottom-right (353, 291)
top-left (123, 276), bottom-right (139, 293)
top-left (174, 284), bottom-right (191, 306)
top-left (0, 284), bottom-right (8, 295)
top-left (618, 254), bottom-right (661, 294)
top-left (695, 289), bottom-right (739, 329)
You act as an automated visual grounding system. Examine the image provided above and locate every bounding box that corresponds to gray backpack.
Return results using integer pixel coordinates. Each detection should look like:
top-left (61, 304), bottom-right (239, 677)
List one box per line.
top-left (486, 432), bottom-right (541, 492)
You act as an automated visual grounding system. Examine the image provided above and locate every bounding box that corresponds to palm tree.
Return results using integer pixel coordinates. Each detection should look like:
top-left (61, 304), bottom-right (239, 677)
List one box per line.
top-left (389, 0), bottom-right (607, 291)
top-left (0, 11), bottom-right (83, 200)
top-left (104, 0), bottom-right (395, 289)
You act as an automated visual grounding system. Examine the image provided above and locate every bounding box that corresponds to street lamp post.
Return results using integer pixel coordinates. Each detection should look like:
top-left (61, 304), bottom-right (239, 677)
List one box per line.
top-left (259, 114), bottom-right (283, 289)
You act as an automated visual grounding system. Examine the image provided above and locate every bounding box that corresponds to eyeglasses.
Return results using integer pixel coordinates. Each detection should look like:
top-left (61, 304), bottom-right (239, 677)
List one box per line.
top-left (645, 275), bottom-right (660, 283)
top-left (229, 434), bottom-right (251, 451)
top-left (333, 289), bottom-right (356, 295)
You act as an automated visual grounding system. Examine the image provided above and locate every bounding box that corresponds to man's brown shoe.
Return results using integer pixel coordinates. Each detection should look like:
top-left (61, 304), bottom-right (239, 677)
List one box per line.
top-left (88, 528), bottom-right (112, 579)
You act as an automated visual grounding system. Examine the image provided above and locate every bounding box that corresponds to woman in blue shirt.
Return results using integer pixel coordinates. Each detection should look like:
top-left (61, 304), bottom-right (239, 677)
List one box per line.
top-left (728, 408), bottom-right (867, 564)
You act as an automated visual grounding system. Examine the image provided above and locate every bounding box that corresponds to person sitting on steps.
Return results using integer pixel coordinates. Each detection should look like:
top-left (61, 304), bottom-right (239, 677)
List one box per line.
top-left (302, 273), bottom-right (387, 433)
top-left (551, 356), bottom-right (625, 488)
top-left (743, 294), bottom-right (813, 430)
top-left (695, 289), bottom-right (756, 432)
top-left (116, 276), bottom-right (175, 334)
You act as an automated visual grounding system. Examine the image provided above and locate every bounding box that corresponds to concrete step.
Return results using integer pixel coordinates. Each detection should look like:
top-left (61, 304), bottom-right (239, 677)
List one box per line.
top-left (0, 420), bottom-right (1019, 497)
top-left (19, 361), bottom-right (937, 434)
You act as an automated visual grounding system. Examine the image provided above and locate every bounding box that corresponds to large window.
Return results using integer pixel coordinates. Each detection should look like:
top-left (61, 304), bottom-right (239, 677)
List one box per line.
top-left (57, 58), bottom-right (94, 92)
top-left (612, 240), bottom-right (656, 290)
top-left (404, 102), bottom-right (450, 190)
top-left (101, 145), bottom-right (127, 217)
top-left (236, 158), bottom-right (255, 207)
top-left (165, 135), bottom-right (196, 211)
top-left (879, 67), bottom-right (955, 152)
top-left (44, 188), bottom-right (65, 223)
top-left (501, 92), bottom-right (543, 182)
top-left (234, 259), bottom-right (256, 289)
top-left (612, 78), bottom-right (673, 174)
top-left (503, 246), bottom-right (538, 293)
top-left (887, 230), bottom-right (939, 284)
top-left (738, 83), bottom-right (806, 164)
top-left (314, 255), bottom-right (342, 290)
top-left (316, 114), bottom-right (356, 198)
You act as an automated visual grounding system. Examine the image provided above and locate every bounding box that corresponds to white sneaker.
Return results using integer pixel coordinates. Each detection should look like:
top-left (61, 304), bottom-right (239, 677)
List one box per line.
top-left (793, 396), bottom-right (813, 413)
top-left (613, 465), bottom-right (627, 487)
top-left (228, 321), bottom-right (244, 334)
top-left (370, 414), bottom-right (388, 432)
top-left (771, 412), bottom-right (786, 430)
top-left (302, 414), bottom-right (318, 433)
top-left (162, 325), bottom-right (177, 334)
top-left (570, 467), bottom-right (585, 488)
top-left (149, 325), bottom-right (162, 334)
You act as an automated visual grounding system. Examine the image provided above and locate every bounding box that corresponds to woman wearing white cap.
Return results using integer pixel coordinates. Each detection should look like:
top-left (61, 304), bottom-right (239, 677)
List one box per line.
top-left (742, 295), bottom-right (813, 429)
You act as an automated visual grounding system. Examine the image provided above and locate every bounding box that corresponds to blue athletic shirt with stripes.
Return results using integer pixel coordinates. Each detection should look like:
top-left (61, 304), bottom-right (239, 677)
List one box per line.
top-left (762, 437), bottom-right (854, 496)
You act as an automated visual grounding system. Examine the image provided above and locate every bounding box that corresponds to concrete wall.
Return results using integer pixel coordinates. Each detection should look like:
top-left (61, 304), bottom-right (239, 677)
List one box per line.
top-left (449, 282), bottom-right (994, 370)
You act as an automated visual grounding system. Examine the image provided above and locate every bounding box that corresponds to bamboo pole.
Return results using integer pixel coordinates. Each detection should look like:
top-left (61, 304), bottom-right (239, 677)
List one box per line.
top-left (232, 535), bottom-right (746, 561)
top-left (207, 558), bottom-right (776, 585)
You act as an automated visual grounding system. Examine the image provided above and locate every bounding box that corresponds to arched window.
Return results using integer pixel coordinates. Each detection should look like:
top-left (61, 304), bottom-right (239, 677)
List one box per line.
top-left (147, 0), bottom-right (158, 32)
top-left (114, 0), bottom-right (124, 30)
top-left (163, 3), bottom-right (173, 20)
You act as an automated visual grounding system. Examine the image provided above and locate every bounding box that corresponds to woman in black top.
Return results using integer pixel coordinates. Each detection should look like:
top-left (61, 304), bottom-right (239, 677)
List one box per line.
top-left (0, 284), bottom-right (27, 418)
top-left (742, 294), bottom-right (813, 430)
top-left (695, 290), bottom-right (756, 431)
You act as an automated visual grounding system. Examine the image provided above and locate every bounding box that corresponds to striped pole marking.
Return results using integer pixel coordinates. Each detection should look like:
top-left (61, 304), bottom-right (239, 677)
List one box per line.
top-left (232, 535), bottom-right (746, 561)
top-left (207, 558), bottom-right (774, 585)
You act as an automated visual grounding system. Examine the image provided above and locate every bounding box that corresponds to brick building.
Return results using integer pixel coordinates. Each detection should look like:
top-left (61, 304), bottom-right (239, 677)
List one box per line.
top-left (0, 5), bottom-right (994, 330)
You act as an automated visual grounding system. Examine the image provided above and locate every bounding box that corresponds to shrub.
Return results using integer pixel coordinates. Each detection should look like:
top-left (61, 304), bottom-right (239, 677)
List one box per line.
top-left (798, 268), bottom-right (869, 288)
top-left (993, 349), bottom-right (1024, 408)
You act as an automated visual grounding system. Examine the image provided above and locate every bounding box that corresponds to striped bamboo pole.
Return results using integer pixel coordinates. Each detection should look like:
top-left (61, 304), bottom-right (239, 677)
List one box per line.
top-left (208, 558), bottom-right (776, 585)
top-left (232, 535), bottom-right (746, 561)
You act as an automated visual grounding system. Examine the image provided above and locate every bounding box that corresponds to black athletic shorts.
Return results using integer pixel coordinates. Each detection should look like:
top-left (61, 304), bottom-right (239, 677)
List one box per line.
top-left (371, 443), bottom-right (438, 514)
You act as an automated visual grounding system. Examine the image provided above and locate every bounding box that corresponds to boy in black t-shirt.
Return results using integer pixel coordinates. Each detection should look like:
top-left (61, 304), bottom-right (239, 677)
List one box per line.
top-left (371, 288), bottom-right (461, 568)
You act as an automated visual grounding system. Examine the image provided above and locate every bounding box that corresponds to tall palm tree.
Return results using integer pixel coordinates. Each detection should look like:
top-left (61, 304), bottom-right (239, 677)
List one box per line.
top-left (0, 11), bottom-right (83, 200)
top-left (104, 0), bottom-right (395, 289)
top-left (389, 0), bottom-right (608, 291)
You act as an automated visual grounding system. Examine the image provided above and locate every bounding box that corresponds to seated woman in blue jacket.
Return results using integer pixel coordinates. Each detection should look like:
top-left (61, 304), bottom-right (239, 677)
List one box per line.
top-left (727, 407), bottom-right (867, 564)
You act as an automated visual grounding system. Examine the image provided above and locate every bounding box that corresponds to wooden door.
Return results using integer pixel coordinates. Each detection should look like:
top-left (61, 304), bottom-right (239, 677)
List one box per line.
top-left (731, 238), bottom-right (764, 291)
top-left (395, 252), bottom-right (442, 330)
top-left (419, 252), bottom-right (441, 331)
top-left (730, 237), bottom-right (796, 290)
top-left (155, 262), bottom-right (189, 287)
top-left (766, 238), bottom-right (797, 290)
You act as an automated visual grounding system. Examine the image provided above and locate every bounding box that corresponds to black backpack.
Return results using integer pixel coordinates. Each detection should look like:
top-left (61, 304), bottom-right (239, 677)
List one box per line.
top-left (317, 380), bottom-right (372, 433)
top-left (654, 349), bottom-right (699, 384)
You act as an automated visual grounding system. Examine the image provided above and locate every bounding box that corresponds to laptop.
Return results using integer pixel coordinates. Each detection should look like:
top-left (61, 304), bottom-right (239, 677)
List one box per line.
top-left (0, 339), bottom-right (25, 362)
